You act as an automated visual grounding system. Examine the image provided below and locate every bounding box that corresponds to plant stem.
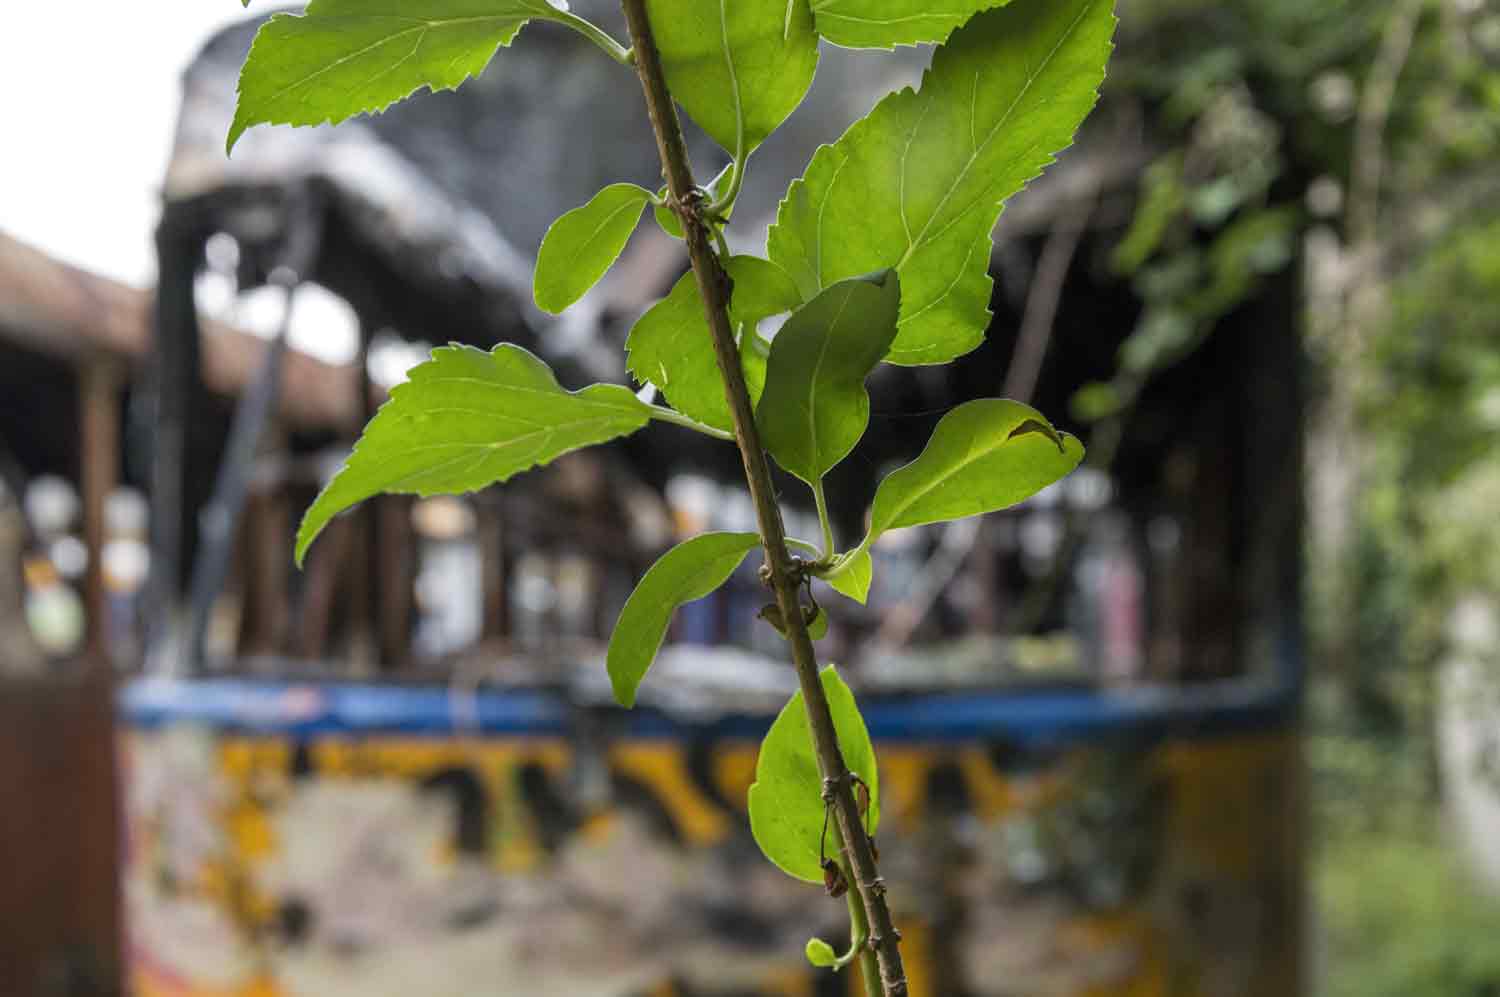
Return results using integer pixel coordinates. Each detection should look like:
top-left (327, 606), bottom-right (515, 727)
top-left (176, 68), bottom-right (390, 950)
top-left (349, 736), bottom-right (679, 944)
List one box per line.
top-left (619, 3), bottom-right (908, 993)
top-left (833, 823), bottom-right (881, 997)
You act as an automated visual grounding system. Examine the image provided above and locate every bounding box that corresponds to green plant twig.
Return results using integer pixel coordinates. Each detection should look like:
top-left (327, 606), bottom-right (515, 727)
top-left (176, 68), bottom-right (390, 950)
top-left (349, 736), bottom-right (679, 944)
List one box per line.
top-left (619, 2), bottom-right (908, 993)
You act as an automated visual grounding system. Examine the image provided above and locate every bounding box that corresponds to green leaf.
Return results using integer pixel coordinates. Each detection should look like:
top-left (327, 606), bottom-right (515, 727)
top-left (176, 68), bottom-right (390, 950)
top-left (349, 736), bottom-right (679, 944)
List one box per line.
top-left (805, 938), bottom-right (839, 968)
top-left (296, 344), bottom-right (650, 564)
top-left (534, 184), bottom-right (652, 314)
top-left (607, 532), bottom-right (760, 707)
top-left (867, 400), bottom-right (1083, 541)
top-left (767, 0), bottom-right (1116, 365)
top-left (731, 255), bottom-right (800, 406)
top-left (748, 666), bottom-right (880, 883)
top-left (653, 164), bottom-right (735, 240)
top-left (627, 272), bottom-right (733, 433)
top-left (646, 0), bottom-right (820, 157)
top-left (228, 0), bottom-right (572, 153)
top-left (823, 549), bottom-right (872, 604)
top-left (626, 256), bottom-right (800, 432)
top-left (808, 607), bottom-right (829, 640)
top-left (756, 271), bottom-right (901, 484)
top-left (809, 0), bottom-right (1008, 49)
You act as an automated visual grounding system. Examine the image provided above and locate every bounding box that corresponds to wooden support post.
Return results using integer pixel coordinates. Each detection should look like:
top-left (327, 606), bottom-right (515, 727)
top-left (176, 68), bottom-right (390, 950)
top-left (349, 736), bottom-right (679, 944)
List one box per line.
top-left (79, 359), bottom-right (119, 665)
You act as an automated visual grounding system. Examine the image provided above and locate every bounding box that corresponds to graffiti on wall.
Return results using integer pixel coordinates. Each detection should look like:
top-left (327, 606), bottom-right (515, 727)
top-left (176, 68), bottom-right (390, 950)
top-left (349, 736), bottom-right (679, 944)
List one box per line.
top-left (123, 714), bottom-right (1298, 997)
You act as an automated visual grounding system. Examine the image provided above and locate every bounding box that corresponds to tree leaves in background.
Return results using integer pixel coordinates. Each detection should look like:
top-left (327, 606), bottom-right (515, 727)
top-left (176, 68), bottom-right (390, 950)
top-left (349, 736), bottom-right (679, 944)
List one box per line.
top-left (296, 344), bottom-right (650, 563)
top-left (607, 532), bottom-right (760, 707)
top-left (756, 271), bottom-right (900, 484)
top-left (646, 0), bottom-right (820, 157)
top-left (809, 0), bottom-right (1008, 49)
top-left (535, 183), bottom-right (651, 313)
top-left (767, 0), bottom-right (1116, 365)
top-left (749, 666), bottom-right (881, 883)
top-left (626, 256), bottom-right (802, 432)
top-left (866, 399), bottom-right (1082, 542)
top-left (229, 0), bottom-right (573, 152)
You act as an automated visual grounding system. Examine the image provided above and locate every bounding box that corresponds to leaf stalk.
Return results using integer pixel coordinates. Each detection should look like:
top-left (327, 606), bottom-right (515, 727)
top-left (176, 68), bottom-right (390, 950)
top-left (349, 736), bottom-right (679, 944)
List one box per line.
top-left (646, 404), bottom-right (736, 440)
top-left (619, 2), bottom-right (908, 993)
top-left (552, 11), bottom-right (635, 65)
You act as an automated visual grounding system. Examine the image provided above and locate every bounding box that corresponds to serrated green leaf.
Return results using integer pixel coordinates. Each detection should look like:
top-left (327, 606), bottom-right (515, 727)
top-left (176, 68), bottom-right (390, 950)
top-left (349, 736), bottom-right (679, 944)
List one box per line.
top-left (767, 0), bottom-right (1116, 365)
top-left (607, 532), bottom-right (760, 707)
top-left (867, 400), bottom-right (1083, 541)
top-left (824, 549), bottom-right (872, 604)
top-left (228, 0), bottom-right (572, 153)
top-left (756, 272), bottom-right (900, 484)
top-left (809, 0), bottom-right (1008, 49)
top-left (534, 183), bottom-right (651, 314)
top-left (296, 344), bottom-right (650, 564)
top-left (749, 666), bottom-right (880, 883)
top-left (805, 938), bottom-right (838, 968)
top-left (646, 0), bottom-right (819, 157)
top-left (626, 257), bottom-right (800, 432)
top-left (654, 164), bottom-right (735, 240)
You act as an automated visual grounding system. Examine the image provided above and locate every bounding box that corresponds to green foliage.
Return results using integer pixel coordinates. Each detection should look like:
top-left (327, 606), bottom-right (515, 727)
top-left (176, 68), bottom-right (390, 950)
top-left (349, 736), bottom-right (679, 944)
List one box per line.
top-left (756, 271), bottom-right (900, 485)
top-left (235, 1), bottom-right (1115, 975)
top-left (606, 532), bottom-right (760, 707)
top-left (767, 0), bottom-right (1116, 365)
top-left (534, 183), bottom-right (652, 314)
top-left (1318, 832), bottom-right (1500, 997)
top-left (294, 344), bottom-right (651, 563)
top-left (866, 400), bottom-right (1082, 541)
top-left (646, 0), bottom-right (819, 158)
top-left (229, 0), bottom-right (566, 153)
top-left (809, 0), bottom-right (1008, 49)
top-left (748, 666), bottom-right (880, 883)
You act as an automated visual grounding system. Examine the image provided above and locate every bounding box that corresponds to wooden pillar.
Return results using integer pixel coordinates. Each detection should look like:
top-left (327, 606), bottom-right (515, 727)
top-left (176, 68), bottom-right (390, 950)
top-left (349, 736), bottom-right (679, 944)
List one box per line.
top-left (79, 359), bottom-right (119, 664)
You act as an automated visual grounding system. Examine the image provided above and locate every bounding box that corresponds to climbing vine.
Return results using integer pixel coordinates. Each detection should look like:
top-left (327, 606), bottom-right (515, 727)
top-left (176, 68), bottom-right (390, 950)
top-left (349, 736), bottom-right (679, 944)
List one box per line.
top-left (228, 0), bottom-right (1115, 992)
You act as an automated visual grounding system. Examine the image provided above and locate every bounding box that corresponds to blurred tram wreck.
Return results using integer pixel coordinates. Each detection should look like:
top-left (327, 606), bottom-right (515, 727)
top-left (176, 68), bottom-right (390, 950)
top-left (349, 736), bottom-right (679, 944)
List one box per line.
top-left (7, 3), bottom-right (1304, 995)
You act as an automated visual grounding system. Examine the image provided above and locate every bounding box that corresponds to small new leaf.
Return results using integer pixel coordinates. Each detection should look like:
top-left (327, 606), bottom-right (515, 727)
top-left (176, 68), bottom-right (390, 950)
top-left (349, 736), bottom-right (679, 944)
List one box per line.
top-left (607, 532), bottom-right (760, 707)
top-left (867, 399), bottom-right (1083, 541)
top-left (768, 0), bottom-right (1116, 364)
top-left (535, 184), bottom-right (652, 313)
top-left (646, 0), bottom-right (819, 157)
top-left (810, 0), bottom-right (1008, 49)
top-left (756, 271), bottom-right (901, 484)
top-left (295, 344), bottom-right (650, 564)
top-left (748, 666), bottom-right (880, 883)
top-left (229, 0), bottom-right (571, 152)
top-left (805, 937), bottom-right (839, 968)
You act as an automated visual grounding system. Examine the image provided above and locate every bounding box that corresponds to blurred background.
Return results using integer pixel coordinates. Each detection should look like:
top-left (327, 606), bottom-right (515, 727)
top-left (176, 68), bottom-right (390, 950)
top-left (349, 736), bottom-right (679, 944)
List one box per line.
top-left (0, 0), bottom-right (1497, 994)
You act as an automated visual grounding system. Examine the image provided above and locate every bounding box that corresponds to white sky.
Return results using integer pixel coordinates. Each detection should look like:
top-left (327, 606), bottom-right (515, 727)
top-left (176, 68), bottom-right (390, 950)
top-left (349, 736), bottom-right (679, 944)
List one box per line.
top-left (0, 4), bottom-right (365, 365)
top-left (0, 4), bottom-right (246, 287)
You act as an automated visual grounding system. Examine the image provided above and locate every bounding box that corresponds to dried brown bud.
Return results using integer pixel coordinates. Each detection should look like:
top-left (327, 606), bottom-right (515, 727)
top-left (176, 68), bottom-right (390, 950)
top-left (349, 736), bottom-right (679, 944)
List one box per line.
top-left (822, 858), bottom-right (848, 899)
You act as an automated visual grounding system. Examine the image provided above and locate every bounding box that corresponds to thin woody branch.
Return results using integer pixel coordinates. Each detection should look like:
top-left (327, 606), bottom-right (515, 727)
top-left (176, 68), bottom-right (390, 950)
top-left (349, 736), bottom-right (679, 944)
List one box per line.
top-left (617, 1), bottom-right (908, 993)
